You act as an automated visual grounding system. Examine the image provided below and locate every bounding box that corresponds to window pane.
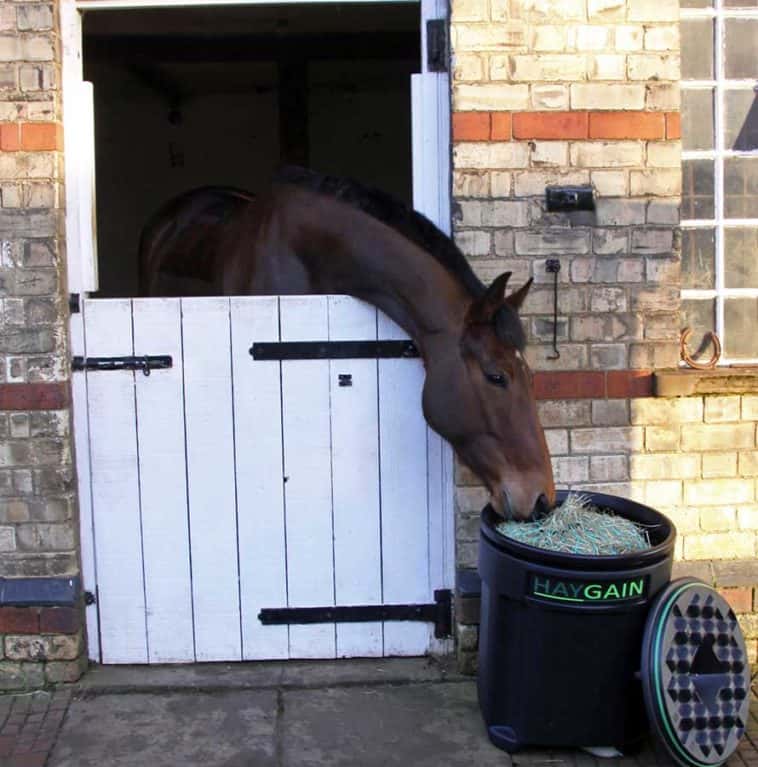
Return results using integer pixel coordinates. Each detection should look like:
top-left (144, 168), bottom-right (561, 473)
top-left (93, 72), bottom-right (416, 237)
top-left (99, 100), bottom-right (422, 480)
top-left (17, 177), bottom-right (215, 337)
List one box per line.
top-left (724, 298), bottom-right (758, 359)
top-left (725, 90), bottom-right (758, 151)
top-left (724, 20), bottom-right (758, 78)
top-left (725, 228), bottom-right (758, 288)
top-left (682, 159), bottom-right (715, 219)
top-left (682, 90), bottom-right (714, 150)
top-left (681, 20), bottom-right (714, 80)
top-left (681, 229), bottom-right (716, 289)
top-left (682, 0), bottom-right (712, 6)
top-left (681, 299), bottom-right (717, 366)
top-left (724, 157), bottom-right (758, 218)
top-left (724, 0), bottom-right (758, 6)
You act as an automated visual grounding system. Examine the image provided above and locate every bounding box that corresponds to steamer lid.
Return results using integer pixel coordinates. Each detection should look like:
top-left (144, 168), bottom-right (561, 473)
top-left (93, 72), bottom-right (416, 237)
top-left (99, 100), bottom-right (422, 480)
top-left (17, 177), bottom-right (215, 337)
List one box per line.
top-left (641, 577), bottom-right (750, 767)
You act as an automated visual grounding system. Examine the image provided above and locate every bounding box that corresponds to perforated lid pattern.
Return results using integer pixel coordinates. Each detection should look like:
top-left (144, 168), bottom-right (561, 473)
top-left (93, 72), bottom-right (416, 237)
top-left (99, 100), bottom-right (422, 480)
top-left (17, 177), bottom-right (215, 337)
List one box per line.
top-left (644, 580), bottom-right (750, 767)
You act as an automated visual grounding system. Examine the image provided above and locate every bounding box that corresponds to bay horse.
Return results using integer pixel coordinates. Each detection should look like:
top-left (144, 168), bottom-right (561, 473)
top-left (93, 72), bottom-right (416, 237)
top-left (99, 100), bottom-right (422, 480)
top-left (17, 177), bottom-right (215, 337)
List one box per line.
top-left (139, 167), bottom-right (555, 520)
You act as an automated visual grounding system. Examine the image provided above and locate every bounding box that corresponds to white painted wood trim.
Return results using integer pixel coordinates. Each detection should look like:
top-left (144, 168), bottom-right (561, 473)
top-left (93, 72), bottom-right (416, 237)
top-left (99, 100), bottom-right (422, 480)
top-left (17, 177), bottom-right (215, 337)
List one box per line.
top-left (411, 68), bottom-right (455, 608)
top-left (61, 0), bottom-right (98, 293)
top-left (76, 0), bottom-right (416, 8)
top-left (69, 310), bottom-right (101, 662)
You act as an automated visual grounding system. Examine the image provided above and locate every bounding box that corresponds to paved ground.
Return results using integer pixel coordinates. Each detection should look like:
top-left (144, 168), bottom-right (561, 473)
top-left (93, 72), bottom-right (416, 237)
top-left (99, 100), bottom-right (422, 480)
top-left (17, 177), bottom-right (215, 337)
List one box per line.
top-left (0, 658), bottom-right (756, 767)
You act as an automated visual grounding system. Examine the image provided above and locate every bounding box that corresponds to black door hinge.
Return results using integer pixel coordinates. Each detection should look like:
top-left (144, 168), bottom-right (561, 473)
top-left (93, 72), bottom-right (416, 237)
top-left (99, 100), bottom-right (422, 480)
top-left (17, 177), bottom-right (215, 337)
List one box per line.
top-left (259, 589), bottom-right (452, 639)
top-left (84, 590), bottom-right (97, 606)
top-left (427, 20), bottom-right (448, 73)
top-left (250, 340), bottom-right (419, 361)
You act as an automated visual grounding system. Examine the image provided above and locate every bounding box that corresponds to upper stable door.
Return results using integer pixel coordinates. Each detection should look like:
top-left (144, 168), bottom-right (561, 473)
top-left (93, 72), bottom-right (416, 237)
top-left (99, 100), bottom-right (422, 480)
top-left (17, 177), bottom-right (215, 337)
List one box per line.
top-left (62, 0), bottom-right (450, 297)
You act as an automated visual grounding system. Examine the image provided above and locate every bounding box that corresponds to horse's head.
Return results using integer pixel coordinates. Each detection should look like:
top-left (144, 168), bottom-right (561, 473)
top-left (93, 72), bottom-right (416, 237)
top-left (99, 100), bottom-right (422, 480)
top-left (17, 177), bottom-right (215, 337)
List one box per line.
top-left (422, 272), bottom-right (555, 520)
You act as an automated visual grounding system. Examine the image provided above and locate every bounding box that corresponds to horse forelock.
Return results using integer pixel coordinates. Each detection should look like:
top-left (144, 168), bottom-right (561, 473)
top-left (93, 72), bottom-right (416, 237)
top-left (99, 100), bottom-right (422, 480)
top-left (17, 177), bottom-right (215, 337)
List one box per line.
top-left (274, 166), bottom-right (487, 299)
top-left (494, 304), bottom-right (526, 352)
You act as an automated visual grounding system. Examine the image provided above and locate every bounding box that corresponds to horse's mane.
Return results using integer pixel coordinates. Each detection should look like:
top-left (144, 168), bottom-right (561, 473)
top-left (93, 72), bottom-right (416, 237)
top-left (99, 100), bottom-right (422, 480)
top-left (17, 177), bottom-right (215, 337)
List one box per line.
top-left (274, 166), bottom-right (487, 300)
top-left (274, 166), bottom-right (526, 350)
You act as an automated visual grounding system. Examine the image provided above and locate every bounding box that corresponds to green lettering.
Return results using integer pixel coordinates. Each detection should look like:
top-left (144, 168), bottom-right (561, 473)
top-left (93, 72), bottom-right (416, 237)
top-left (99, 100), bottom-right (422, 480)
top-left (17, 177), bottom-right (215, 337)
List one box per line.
top-left (629, 580), bottom-right (644, 596)
top-left (568, 583), bottom-right (583, 598)
top-left (584, 584), bottom-right (602, 599)
top-left (552, 582), bottom-right (569, 597)
top-left (604, 583), bottom-right (620, 600)
top-left (533, 576), bottom-right (551, 594)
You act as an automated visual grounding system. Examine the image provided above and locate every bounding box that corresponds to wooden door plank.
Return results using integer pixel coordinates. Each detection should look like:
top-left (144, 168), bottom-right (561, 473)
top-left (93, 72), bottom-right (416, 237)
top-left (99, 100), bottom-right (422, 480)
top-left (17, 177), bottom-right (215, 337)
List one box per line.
top-left (377, 312), bottom-right (430, 656)
top-left (132, 298), bottom-right (194, 662)
top-left (181, 297), bottom-right (241, 661)
top-left (231, 296), bottom-right (289, 660)
top-left (328, 296), bottom-right (382, 658)
top-left (280, 295), bottom-right (335, 659)
top-left (84, 299), bottom-right (146, 663)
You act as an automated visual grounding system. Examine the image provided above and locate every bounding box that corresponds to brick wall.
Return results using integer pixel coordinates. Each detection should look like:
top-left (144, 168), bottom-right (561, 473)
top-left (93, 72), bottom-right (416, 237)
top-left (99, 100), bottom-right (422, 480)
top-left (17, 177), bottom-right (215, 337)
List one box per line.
top-left (451, 0), bottom-right (681, 371)
top-left (0, 1), bottom-right (84, 688)
top-left (450, 0), bottom-right (757, 672)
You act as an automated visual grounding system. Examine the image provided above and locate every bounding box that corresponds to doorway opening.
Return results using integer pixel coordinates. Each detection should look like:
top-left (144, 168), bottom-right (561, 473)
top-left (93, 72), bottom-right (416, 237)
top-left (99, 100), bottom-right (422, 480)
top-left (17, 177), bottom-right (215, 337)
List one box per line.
top-left (82, 4), bottom-right (420, 297)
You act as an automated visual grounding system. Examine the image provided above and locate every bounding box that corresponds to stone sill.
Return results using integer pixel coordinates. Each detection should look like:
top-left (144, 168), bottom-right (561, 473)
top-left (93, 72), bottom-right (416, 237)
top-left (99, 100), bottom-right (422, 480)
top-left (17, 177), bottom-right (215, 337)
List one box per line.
top-left (654, 367), bottom-right (758, 397)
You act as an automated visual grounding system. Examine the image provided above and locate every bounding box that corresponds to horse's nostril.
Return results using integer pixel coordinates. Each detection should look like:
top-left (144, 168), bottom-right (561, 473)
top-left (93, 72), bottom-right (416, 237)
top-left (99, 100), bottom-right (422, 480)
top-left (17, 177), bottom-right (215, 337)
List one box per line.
top-left (532, 493), bottom-right (551, 520)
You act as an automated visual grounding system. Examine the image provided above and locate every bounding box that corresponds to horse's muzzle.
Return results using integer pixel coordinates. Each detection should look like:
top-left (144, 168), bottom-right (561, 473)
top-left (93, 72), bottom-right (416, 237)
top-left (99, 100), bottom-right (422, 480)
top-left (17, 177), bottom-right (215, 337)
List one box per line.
top-left (531, 493), bottom-right (552, 520)
top-left (501, 490), bottom-right (552, 522)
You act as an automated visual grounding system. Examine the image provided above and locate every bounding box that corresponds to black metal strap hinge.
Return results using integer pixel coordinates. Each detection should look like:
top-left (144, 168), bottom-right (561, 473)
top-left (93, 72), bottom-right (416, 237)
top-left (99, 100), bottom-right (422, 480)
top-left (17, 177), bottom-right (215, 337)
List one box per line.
top-left (259, 589), bottom-right (452, 639)
top-left (72, 355), bottom-right (173, 376)
top-left (427, 19), bottom-right (448, 73)
top-left (250, 340), bottom-right (419, 361)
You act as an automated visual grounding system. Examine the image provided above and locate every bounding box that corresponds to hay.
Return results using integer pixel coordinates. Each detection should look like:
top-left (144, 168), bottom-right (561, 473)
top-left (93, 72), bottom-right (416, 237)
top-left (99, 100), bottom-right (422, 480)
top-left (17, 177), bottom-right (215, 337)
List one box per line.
top-left (495, 493), bottom-right (651, 555)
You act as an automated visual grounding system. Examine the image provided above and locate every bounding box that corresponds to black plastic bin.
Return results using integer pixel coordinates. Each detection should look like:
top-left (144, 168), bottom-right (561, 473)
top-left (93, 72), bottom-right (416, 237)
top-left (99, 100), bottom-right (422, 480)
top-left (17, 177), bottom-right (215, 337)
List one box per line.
top-left (478, 490), bottom-right (675, 754)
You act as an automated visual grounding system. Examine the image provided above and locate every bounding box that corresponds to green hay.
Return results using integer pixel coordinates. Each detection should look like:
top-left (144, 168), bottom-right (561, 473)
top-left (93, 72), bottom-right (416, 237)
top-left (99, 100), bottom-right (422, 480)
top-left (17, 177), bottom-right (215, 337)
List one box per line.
top-left (495, 493), bottom-right (652, 555)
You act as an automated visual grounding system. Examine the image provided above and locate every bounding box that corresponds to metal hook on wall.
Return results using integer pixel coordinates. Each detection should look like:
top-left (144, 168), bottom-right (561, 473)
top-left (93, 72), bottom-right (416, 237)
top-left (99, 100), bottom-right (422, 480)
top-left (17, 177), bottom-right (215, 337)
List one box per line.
top-left (545, 259), bottom-right (561, 360)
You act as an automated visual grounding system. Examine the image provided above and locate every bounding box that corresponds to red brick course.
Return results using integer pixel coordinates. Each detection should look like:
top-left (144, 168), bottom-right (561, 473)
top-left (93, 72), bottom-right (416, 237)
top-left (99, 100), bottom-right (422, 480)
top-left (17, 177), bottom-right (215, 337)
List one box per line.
top-left (718, 587), bottom-right (754, 614)
top-left (0, 607), bottom-right (81, 636)
top-left (665, 112), bottom-right (681, 140)
top-left (513, 111), bottom-right (589, 140)
top-left (0, 608), bottom-right (40, 635)
top-left (0, 122), bottom-right (63, 151)
top-left (0, 123), bottom-right (21, 151)
top-left (452, 112), bottom-right (490, 141)
top-left (38, 608), bottom-right (80, 635)
top-left (0, 383), bottom-right (70, 411)
top-left (490, 112), bottom-right (512, 140)
top-left (588, 111), bottom-right (666, 140)
top-left (606, 370), bottom-right (655, 399)
top-left (533, 370), bottom-right (654, 400)
top-left (452, 111), bottom-right (678, 141)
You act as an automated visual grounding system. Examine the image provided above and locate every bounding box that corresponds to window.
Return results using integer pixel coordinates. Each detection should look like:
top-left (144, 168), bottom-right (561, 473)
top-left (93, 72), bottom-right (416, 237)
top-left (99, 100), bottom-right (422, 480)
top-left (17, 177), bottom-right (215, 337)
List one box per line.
top-left (680, 0), bottom-right (758, 363)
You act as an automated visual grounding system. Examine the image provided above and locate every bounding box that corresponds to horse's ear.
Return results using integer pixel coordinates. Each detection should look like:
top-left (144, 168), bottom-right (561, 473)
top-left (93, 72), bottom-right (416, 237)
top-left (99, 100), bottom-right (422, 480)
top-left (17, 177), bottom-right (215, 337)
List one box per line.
top-left (467, 271), bottom-right (511, 324)
top-left (505, 278), bottom-right (533, 313)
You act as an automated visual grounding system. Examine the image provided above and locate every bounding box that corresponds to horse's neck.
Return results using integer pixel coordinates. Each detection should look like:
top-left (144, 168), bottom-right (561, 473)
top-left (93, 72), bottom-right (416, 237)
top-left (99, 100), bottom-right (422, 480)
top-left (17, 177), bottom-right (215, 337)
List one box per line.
top-left (283, 191), bottom-right (472, 351)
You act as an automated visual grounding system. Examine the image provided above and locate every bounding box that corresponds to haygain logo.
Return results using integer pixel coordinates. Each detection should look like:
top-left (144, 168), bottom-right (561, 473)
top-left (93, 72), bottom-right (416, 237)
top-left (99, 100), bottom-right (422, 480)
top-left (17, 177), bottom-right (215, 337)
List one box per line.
top-left (530, 574), bottom-right (648, 604)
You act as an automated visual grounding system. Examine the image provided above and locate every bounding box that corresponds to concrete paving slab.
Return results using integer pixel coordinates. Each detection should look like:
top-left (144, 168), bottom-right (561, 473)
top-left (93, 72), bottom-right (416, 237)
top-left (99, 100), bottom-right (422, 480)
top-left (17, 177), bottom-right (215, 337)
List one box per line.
top-left (279, 681), bottom-right (512, 767)
top-left (47, 690), bottom-right (279, 767)
top-left (278, 656), bottom-right (458, 690)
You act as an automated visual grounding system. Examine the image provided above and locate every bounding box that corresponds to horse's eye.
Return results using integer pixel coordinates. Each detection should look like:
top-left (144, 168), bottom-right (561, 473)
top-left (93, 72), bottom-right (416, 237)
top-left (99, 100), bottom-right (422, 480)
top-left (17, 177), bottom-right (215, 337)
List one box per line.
top-left (485, 372), bottom-right (508, 388)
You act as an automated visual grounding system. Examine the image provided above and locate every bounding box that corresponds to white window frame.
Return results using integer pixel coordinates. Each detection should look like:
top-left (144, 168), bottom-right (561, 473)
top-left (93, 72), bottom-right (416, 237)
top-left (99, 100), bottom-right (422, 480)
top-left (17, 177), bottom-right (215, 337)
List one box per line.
top-left (680, 0), bottom-right (758, 365)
